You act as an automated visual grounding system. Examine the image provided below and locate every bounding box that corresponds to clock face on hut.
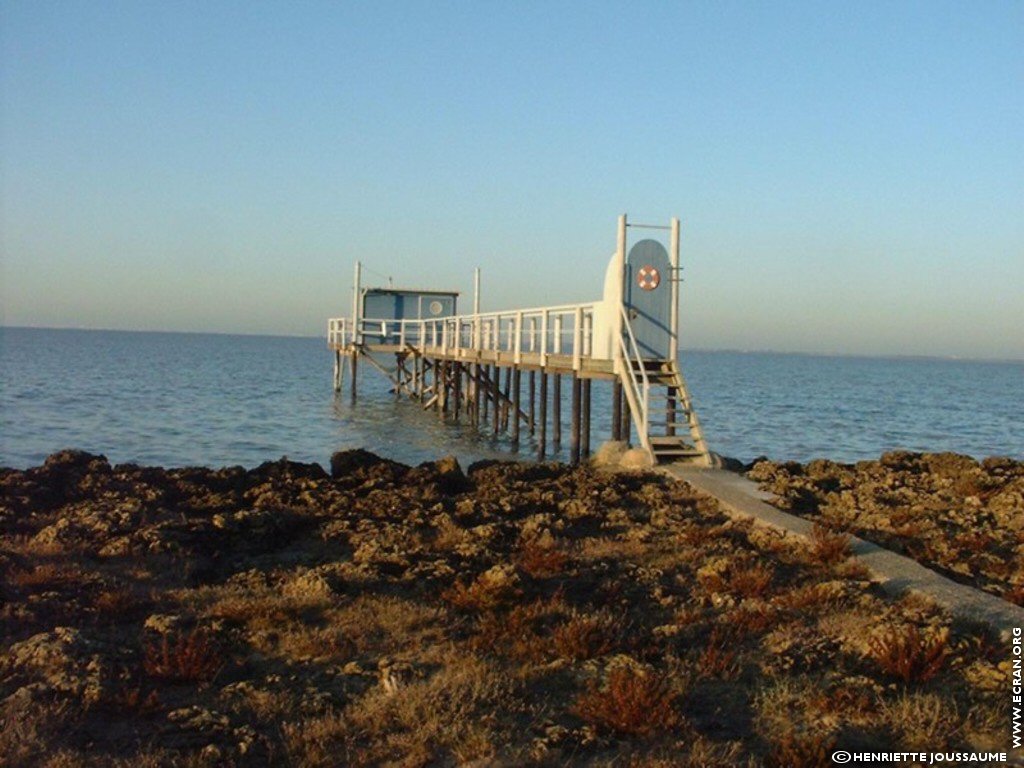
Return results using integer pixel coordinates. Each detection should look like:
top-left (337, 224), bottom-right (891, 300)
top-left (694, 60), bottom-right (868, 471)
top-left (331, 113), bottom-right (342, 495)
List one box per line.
top-left (429, 300), bottom-right (443, 315)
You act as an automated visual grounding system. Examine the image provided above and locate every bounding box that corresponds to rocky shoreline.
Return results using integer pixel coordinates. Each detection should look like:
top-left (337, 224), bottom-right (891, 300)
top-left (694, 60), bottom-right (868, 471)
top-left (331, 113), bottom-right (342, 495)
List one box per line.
top-left (747, 451), bottom-right (1024, 604)
top-left (0, 450), bottom-right (1017, 766)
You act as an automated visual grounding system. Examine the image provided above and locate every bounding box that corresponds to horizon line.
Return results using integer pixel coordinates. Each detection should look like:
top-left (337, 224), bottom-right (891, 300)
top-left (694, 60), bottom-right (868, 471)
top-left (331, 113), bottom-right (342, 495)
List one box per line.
top-left (2, 324), bottom-right (1022, 365)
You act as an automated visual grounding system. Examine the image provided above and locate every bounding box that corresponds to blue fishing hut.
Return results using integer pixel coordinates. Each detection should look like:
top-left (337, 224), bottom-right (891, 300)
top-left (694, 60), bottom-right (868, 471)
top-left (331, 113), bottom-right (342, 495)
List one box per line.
top-left (359, 288), bottom-right (459, 343)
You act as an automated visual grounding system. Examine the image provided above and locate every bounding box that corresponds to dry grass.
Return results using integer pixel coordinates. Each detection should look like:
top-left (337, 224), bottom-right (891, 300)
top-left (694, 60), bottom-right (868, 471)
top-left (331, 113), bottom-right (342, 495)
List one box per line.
top-left (552, 610), bottom-right (623, 660)
top-left (472, 599), bottom-right (555, 662)
top-left (143, 628), bottom-right (224, 683)
top-left (574, 666), bottom-right (680, 737)
top-left (765, 730), bottom-right (836, 768)
top-left (866, 625), bottom-right (949, 683)
top-left (442, 569), bottom-right (521, 612)
top-left (807, 523), bottom-right (852, 565)
top-left (515, 535), bottom-right (570, 577)
top-left (283, 655), bottom-right (514, 766)
top-left (697, 627), bottom-right (740, 679)
top-left (7, 563), bottom-right (86, 589)
top-left (1, 451), bottom-right (1011, 765)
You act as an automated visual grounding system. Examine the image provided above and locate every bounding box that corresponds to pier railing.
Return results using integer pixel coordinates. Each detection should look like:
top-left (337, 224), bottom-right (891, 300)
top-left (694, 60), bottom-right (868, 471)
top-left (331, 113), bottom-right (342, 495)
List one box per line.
top-left (329, 301), bottom-right (599, 370)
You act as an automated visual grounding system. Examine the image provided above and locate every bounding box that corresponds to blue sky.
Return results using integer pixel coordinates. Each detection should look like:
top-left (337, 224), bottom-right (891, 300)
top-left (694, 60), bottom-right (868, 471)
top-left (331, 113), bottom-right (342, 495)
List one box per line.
top-left (2, 1), bottom-right (1021, 359)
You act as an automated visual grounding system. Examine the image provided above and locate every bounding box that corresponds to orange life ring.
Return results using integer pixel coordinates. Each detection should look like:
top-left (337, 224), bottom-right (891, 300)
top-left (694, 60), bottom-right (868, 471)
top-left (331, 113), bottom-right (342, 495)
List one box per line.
top-left (637, 265), bottom-right (660, 291)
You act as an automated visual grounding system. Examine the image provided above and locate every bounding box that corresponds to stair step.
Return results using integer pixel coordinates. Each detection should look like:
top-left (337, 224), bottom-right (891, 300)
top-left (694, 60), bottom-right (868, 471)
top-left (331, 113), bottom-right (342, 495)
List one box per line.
top-left (648, 436), bottom-right (694, 446)
top-left (651, 448), bottom-right (705, 457)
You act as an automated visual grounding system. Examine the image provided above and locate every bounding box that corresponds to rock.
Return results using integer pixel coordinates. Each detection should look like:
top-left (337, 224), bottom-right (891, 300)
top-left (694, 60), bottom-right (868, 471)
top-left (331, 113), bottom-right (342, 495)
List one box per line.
top-left (4, 627), bottom-right (113, 703)
top-left (144, 613), bottom-right (184, 634)
top-left (330, 449), bottom-right (404, 479)
top-left (619, 448), bottom-right (654, 469)
top-left (591, 441), bottom-right (627, 467)
top-left (408, 456), bottom-right (469, 495)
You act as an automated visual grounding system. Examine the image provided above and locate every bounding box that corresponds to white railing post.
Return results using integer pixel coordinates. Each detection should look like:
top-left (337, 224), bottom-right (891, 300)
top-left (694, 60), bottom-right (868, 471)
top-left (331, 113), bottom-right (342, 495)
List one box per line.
top-left (670, 216), bottom-right (680, 364)
top-left (540, 311), bottom-right (548, 367)
top-left (514, 312), bottom-right (523, 364)
top-left (554, 314), bottom-right (562, 354)
top-left (572, 306), bottom-right (583, 370)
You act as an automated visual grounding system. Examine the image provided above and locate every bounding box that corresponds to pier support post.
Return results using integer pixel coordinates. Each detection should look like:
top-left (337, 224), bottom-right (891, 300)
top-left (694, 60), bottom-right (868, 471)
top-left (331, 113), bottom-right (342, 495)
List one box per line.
top-left (453, 363), bottom-right (462, 421)
top-left (610, 382), bottom-right (618, 442)
top-left (511, 369), bottom-right (521, 445)
top-left (473, 364), bottom-right (481, 425)
top-left (502, 367), bottom-right (512, 432)
top-left (438, 361), bottom-right (447, 417)
top-left (666, 391), bottom-right (676, 437)
top-left (333, 350), bottom-right (342, 393)
top-left (582, 378), bottom-right (591, 457)
top-left (528, 371), bottom-right (536, 435)
top-left (538, 372), bottom-right (548, 459)
top-left (491, 364), bottom-right (500, 435)
top-left (552, 374), bottom-right (562, 448)
top-left (570, 374), bottom-right (581, 465)
top-left (349, 350), bottom-right (358, 399)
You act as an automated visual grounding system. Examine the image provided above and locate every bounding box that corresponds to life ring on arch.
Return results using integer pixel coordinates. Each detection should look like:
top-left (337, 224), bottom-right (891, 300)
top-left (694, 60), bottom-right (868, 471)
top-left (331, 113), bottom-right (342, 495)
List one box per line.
top-left (636, 265), bottom-right (661, 291)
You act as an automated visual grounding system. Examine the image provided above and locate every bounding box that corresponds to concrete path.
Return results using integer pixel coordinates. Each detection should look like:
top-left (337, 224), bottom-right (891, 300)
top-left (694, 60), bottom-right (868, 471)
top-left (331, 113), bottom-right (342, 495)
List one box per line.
top-left (663, 465), bottom-right (1024, 640)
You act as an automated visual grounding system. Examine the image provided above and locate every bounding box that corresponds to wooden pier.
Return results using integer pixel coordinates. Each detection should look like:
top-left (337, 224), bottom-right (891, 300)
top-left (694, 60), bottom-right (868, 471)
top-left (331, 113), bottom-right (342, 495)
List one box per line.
top-left (328, 215), bottom-right (711, 466)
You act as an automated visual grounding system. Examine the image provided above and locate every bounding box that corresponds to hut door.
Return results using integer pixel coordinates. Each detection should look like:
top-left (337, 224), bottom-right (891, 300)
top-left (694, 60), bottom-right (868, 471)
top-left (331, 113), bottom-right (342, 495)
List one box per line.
top-left (624, 239), bottom-right (672, 359)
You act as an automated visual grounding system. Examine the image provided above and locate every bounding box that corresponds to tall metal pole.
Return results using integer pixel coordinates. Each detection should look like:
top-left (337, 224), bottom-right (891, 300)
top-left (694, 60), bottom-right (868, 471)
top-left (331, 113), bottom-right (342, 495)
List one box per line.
top-left (352, 261), bottom-right (362, 346)
top-left (670, 217), bottom-right (680, 363)
top-left (616, 215), bottom-right (627, 340)
top-left (473, 267), bottom-right (481, 315)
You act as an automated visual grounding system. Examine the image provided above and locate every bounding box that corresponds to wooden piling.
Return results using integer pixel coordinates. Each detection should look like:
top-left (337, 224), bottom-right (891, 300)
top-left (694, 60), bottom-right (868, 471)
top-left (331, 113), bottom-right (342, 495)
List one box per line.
top-left (453, 362), bottom-right (462, 421)
top-left (501, 367), bottom-right (512, 432)
top-left (666, 391), bottom-right (676, 437)
top-left (582, 378), bottom-right (591, 457)
top-left (438, 361), bottom-right (447, 417)
top-left (538, 372), bottom-right (548, 459)
top-left (570, 374), bottom-right (581, 465)
top-left (528, 371), bottom-right (536, 435)
top-left (491, 364), bottom-right (500, 435)
top-left (474, 364), bottom-right (482, 424)
top-left (333, 350), bottom-right (341, 392)
top-left (511, 369), bottom-right (521, 444)
top-left (552, 374), bottom-right (562, 448)
top-left (610, 380), bottom-right (618, 442)
top-left (349, 350), bottom-right (358, 399)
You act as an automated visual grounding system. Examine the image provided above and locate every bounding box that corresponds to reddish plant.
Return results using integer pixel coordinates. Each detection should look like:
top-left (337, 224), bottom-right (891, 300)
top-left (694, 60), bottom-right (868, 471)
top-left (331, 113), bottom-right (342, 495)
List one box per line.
top-left (516, 537), bottom-right (569, 578)
top-left (808, 523), bottom-right (852, 565)
top-left (144, 628), bottom-right (224, 683)
top-left (574, 667), bottom-right (679, 736)
top-left (727, 562), bottom-right (776, 598)
top-left (866, 625), bottom-right (948, 683)
top-left (552, 612), bottom-right (622, 660)
top-left (697, 627), bottom-right (739, 679)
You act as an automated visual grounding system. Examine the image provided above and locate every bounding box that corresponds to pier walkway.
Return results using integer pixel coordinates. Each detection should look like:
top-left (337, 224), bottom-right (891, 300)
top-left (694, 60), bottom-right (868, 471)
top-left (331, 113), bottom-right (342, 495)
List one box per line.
top-left (328, 215), bottom-right (711, 466)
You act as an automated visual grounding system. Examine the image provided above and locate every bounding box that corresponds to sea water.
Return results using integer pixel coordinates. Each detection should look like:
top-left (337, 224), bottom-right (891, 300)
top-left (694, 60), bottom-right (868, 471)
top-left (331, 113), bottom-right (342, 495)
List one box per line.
top-left (1, 327), bottom-right (1020, 470)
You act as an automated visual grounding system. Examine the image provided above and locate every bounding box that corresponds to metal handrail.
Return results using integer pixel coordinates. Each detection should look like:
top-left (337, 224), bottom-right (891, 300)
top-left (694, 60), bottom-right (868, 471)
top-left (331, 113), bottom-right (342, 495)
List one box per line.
top-left (618, 304), bottom-right (650, 437)
top-left (327, 300), bottom-right (597, 364)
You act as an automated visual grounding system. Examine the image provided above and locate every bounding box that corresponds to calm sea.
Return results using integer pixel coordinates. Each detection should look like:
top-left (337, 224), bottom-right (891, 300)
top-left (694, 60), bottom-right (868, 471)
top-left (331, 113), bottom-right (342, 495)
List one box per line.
top-left (1, 327), bottom-right (1021, 470)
